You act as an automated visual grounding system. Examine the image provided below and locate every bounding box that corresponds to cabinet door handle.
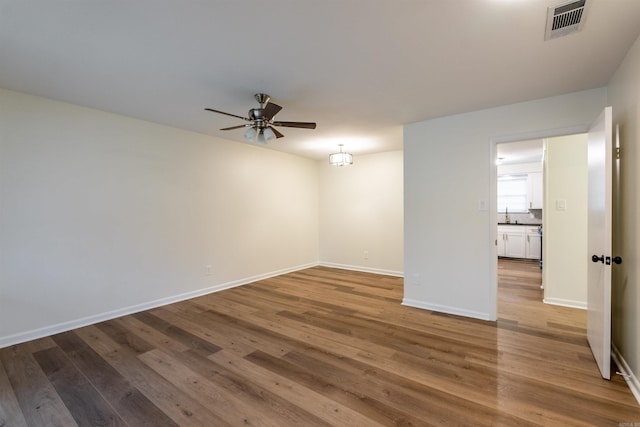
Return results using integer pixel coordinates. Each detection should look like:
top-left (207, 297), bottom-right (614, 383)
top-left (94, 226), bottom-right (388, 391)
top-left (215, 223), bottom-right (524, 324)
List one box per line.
top-left (527, 235), bottom-right (530, 242)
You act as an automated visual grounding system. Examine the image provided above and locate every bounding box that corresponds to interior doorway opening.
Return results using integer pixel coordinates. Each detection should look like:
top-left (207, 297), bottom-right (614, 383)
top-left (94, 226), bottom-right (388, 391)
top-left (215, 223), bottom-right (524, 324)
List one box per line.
top-left (496, 139), bottom-right (544, 302)
top-left (494, 132), bottom-right (589, 321)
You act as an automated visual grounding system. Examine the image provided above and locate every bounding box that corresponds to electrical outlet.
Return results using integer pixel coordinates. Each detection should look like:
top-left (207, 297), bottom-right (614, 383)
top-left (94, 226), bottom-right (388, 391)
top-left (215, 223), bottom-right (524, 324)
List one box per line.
top-left (205, 265), bottom-right (213, 276)
top-left (363, 250), bottom-right (369, 260)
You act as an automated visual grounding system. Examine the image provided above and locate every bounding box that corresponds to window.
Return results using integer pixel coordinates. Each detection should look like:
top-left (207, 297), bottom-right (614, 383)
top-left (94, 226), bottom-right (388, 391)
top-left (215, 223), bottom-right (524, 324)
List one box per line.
top-left (497, 175), bottom-right (528, 213)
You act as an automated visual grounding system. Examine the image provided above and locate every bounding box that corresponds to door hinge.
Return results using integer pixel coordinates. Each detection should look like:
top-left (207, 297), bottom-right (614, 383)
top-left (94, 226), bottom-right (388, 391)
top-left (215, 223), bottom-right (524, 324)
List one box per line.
top-left (616, 147), bottom-right (620, 159)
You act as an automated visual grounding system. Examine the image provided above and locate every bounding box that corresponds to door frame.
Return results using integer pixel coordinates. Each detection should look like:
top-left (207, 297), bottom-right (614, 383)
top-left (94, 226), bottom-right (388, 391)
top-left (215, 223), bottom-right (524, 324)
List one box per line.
top-left (489, 125), bottom-right (589, 320)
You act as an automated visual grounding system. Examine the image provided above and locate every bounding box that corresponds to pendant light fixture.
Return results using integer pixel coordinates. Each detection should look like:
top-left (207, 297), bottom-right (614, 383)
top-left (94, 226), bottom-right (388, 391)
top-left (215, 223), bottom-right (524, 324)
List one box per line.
top-left (329, 144), bottom-right (353, 166)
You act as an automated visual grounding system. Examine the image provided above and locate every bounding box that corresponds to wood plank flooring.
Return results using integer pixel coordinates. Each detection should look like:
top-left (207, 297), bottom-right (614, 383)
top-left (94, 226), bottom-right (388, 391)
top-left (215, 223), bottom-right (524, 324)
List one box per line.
top-left (2, 260), bottom-right (639, 426)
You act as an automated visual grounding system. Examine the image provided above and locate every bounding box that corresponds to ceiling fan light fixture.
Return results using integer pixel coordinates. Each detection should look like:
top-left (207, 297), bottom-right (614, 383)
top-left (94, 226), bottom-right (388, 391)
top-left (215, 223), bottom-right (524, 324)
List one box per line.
top-left (244, 126), bottom-right (257, 142)
top-left (329, 144), bottom-right (353, 166)
top-left (256, 130), bottom-right (268, 145)
top-left (262, 127), bottom-right (276, 142)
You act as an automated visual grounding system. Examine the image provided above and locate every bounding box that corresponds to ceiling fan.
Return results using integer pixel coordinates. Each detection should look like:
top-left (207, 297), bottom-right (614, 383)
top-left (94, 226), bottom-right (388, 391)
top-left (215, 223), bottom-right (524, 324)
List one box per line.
top-left (205, 93), bottom-right (317, 144)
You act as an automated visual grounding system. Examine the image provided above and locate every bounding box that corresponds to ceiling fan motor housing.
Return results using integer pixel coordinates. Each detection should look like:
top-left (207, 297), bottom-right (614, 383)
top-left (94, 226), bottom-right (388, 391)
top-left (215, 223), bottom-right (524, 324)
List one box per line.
top-left (249, 108), bottom-right (266, 127)
top-left (249, 108), bottom-right (261, 119)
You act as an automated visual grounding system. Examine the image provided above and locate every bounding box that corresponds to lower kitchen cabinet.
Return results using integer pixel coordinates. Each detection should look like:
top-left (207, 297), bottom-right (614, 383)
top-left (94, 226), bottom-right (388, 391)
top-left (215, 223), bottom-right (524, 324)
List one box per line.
top-left (497, 225), bottom-right (526, 258)
top-left (498, 225), bottom-right (541, 260)
top-left (525, 227), bottom-right (541, 260)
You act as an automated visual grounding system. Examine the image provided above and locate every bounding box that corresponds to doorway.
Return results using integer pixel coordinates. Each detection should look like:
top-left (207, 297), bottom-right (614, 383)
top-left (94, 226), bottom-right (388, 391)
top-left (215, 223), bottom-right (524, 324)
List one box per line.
top-left (496, 139), bottom-right (544, 300)
top-left (494, 133), bottom-right (589, 319)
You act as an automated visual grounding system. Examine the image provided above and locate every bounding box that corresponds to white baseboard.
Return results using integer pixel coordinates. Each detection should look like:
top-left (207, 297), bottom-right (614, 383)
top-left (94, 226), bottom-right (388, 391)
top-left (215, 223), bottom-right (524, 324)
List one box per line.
top-left (612, 344), bottom-right (640, 406)
top-left (543, 297), bottom-right (587, 310)
top-left (0, 262), bottom-right (317, 349)
top-left (401, 298), bottom-right (494, 321)
top-left (318, 262), bottom-right (404, 277)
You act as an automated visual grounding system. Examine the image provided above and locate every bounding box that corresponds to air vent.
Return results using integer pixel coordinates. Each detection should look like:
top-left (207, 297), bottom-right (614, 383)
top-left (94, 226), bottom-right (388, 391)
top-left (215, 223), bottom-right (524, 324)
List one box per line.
top-left (544, 0), bottom-right (587, 40)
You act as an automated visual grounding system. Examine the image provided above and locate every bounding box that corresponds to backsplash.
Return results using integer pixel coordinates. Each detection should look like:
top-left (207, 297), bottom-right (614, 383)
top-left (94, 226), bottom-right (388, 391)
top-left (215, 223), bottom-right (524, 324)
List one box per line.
top-left (497, 210), bottom-right (542, 225)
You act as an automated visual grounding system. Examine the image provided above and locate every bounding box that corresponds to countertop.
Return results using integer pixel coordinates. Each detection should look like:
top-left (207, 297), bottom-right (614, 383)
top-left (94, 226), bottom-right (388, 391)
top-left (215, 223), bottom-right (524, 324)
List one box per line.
top-left (497, 222), bottom-right (542, 226)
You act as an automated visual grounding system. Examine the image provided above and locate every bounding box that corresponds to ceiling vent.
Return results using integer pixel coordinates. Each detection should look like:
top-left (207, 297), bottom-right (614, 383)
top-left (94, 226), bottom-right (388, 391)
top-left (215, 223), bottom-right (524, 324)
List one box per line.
top-left (544, 0), bottom-right (587, 40)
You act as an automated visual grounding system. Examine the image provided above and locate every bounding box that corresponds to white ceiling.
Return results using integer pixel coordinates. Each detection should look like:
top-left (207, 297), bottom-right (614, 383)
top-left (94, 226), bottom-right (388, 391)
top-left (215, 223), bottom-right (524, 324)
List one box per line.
top-left (497, 139), bottom-right (544, 165)
top-left (1, 1), bottom-right (639, 159)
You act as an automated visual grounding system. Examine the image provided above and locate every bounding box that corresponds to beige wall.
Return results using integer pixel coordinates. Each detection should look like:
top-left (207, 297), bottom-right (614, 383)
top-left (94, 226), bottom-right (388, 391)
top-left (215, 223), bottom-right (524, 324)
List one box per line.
top-left (608, 33), bottom-right (640, 393)
top-left (543, 134), bottom-right (588, 308)
top-left (318, 150), bottom-right (403, 275)
top-left (0, 87), bottom-right (406, 347)
top-left (0, 88), bottom-right (320, 345)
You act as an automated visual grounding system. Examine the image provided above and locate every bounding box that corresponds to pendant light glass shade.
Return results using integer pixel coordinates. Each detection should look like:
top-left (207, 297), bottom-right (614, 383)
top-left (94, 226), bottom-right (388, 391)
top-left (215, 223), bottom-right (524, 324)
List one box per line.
top-left (329, 144), bottom-right (353, 166)
top-left (262, 127), bottom-right (276, 142)
top-left (244, 126), bottom-right (257, 141)
top-left (245, 126), bottom-right (277, 145)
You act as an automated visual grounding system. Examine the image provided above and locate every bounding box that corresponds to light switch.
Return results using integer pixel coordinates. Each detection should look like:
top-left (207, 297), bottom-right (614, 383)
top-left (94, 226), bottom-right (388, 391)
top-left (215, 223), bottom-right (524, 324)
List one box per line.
top-left (556, 199), bottom-right (567, 210)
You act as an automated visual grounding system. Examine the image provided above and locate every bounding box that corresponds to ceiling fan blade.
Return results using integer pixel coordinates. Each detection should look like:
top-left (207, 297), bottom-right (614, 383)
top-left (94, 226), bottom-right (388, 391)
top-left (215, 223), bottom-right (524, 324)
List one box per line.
top-left (272, 121), bottom-right (317, 129)
top-left (205, 108), bottom-right (248, 121)
top-left (269, 126), bottom-right (284, 138)
top-left (220, 124), bottom-right (250, 131)
top-left (263, 102), bottom-right (283, 121)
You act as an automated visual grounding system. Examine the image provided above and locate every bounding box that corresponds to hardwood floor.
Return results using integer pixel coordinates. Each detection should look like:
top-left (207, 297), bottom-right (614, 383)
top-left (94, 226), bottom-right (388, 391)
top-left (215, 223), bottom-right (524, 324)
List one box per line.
top-left (2, 260), bottom-right (639, 426)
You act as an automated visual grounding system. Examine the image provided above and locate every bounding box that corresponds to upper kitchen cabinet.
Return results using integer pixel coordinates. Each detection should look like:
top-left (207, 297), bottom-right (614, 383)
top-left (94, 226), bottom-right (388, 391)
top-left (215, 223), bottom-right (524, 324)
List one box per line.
top-left (527, 172), bottom-right (543, 209)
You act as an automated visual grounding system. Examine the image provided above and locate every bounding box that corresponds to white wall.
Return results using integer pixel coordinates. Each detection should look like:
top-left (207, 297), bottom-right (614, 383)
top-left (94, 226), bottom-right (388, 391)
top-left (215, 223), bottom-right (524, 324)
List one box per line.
top-left (318, 150), bottom-right (403, 276)
top-left (403, 88), bottom-right (607, 320)
top-left (0, 88), bottom-right (319, 346)
top-left (608, 33), bottom-right (640, 395)
top-left (543, 134), bottom-right (588, 308)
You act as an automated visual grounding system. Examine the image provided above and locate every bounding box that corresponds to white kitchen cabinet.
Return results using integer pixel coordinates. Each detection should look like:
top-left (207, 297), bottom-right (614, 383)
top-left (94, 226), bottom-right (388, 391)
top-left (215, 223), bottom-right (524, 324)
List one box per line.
top-left (497, 231), bottom-right (506, 257)
top-left (525, 226), bottom-right (542, 260)
top-left (527, 172), bottom-right (543, 209)
top-left (497, 225), bottom-right (526, 258)
top-left (497, 229), bottom-right (506, 257)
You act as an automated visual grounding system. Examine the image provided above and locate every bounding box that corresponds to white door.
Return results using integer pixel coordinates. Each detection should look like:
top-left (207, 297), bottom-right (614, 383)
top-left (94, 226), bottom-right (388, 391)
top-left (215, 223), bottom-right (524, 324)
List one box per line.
top-left (587, 106), bottom-right (613, 380)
